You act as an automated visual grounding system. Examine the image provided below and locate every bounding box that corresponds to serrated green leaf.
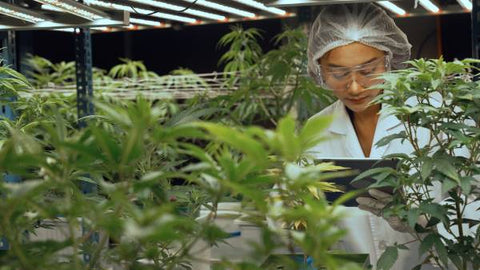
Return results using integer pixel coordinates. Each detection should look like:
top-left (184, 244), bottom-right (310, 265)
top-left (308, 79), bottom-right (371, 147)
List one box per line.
top-left (435, 159), bottom-right (460, 182)
top-left (352, 167), bottom-right (393, 184)
top-left (377, 246), bottom-right (398, 270)
top-left (421, 158), bottom-right (433, 180)
top-left (433, 235), bottom-right (448, 267)
top-left (407, 208), bottom-right (420, 229)
top-left (460, 176), bottom-right (473, 195)
top-left (300, 114), bottom-right (332, 150)
top-left (420, 203), bottom-right (447, 223)
top-left (441, 179), bottom-right (458, 193)
top-left (419, 234), bottom-right (435, 256)
top-left (376, 131), bottom-right (406, 147)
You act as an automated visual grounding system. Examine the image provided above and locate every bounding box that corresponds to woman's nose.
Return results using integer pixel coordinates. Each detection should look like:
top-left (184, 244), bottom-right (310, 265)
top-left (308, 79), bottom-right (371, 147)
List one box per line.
top-left (346, 74), bottom-right (364, 95)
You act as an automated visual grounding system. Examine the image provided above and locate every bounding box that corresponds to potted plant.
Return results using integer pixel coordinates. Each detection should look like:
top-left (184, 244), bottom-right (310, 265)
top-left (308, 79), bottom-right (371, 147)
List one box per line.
top-left (357, 58), bottom-right (480, 270)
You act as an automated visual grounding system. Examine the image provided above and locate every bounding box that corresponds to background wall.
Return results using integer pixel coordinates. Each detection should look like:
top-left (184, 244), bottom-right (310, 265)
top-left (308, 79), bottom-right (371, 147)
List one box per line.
top-left (395, 16), bottom-right (440, 59)
top-left (17, 12), bottom-right (472, 75)
top-left (19, 18), bottom-right (284, 74)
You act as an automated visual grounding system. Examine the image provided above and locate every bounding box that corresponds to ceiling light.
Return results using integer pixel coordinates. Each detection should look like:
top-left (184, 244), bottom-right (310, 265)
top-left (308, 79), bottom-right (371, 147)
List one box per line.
top-left (0, 16), bottom-right (126, 31)
top-left (33, 0), bottom-right (108, 21)
top-left (182, 0), bottom-right (256, 18)
top-left (233, 0), bottom-right (286, 15)
top-left (84, 0), bottom-right (196, 23)
top-left (266, 0), bottom-right (394, 7)
top-left (54, 27), bottom-right (74, 32)
top-left (149, 11), bottom-right (197, 23)
top-left (85, 0), bottom-right (143, 14)
top-left (84, 0), bottom-right (151, 14)
top-left (0, 2), bottom-right (49, 23)
top-left (41, 4), bottom-right (64, 12)
top-left (91, 26), bottom-right (109, 31)
top-left (377, 1), bottom-right (406, 16)
top-left (130, 0), bottom-right (225, 20)
top-left (418, 0), bottom-right (440, 13)
top-left (457, 0), bottom-right (472, 10)
top-left (53, 26), bottom-right (109, 32)
top-left (130, 18), bottom-right (162, 27)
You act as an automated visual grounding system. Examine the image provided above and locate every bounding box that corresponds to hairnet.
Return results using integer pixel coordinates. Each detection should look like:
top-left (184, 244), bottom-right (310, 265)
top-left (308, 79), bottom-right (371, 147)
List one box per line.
top-left (307, 3), bottom-right (412, 86)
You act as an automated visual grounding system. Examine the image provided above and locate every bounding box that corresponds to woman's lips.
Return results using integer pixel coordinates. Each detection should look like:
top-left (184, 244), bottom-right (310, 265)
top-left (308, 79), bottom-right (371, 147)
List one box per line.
top-left (347, 96), bottom-right (369, 104)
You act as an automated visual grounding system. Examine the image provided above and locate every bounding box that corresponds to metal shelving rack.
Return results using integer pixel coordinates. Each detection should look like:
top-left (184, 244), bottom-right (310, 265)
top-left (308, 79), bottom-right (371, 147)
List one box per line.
top-left (472, 0), bottom-right (480, 59)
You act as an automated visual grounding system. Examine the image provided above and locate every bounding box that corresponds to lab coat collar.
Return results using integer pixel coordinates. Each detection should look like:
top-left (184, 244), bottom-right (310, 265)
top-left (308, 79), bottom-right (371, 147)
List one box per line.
top-left (328, 100), bottom-right (402, 158)
top-left (327, 100), bottom-right (401, 136)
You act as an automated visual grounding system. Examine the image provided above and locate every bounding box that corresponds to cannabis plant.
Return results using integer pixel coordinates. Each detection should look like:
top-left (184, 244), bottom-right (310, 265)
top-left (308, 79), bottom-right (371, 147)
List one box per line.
top-left (214, 26), bottom-right (334, 127)
top-left (0, 62), bottom-right (31, 97)
top-left (360, 58), bottom-right (480, 270)
top-left (24, 55), bottom-right (76, 87)
top-left (108, 58), bottom-right (158, 79)
top-left (0, 91), bottom-right (361, 269)
top-left (217, 25), bottom-right (263, 76)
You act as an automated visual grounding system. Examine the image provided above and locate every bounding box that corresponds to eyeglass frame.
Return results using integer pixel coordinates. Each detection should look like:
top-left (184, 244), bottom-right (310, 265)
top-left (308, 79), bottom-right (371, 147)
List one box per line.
top-left (315, 55), bottom-right (391, 91)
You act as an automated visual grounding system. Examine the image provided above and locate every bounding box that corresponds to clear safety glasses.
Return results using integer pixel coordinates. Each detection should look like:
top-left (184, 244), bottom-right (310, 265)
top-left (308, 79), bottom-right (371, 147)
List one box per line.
top-left (319, 56), bottom-right (389, 90)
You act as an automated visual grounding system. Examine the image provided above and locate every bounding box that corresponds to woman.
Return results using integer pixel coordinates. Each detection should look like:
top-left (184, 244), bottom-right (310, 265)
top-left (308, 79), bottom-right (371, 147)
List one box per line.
top-left (306, 3), bottom-right (433, 270)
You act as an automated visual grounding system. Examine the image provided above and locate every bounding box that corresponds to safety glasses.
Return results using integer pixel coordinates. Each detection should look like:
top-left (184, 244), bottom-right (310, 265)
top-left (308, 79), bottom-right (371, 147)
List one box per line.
top-left (319, 56), bottom-right (389, 90)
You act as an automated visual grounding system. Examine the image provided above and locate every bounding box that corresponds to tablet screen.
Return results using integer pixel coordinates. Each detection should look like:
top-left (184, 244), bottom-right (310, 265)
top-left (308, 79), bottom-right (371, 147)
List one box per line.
top-left (314, 158), bottom-right (398, 206)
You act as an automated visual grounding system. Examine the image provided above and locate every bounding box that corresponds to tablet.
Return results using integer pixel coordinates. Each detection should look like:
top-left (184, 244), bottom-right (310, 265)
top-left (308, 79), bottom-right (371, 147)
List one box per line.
top-left (314, 158), bottom-right (398, 206)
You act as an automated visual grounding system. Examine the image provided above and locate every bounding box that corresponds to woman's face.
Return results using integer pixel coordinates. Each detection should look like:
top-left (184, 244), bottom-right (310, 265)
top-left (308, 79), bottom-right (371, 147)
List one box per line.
top-left (319, 42), bottom-right (386, 113)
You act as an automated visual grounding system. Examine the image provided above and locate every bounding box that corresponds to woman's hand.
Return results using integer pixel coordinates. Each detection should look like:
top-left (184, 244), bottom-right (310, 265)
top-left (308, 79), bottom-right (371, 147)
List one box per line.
top-left (356, 189), bottom-right (414, 233)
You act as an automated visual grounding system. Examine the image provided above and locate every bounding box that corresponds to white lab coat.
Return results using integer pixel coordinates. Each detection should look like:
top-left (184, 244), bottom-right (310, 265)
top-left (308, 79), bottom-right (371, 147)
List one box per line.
top-left (307, 100), bottom-right (433, 270)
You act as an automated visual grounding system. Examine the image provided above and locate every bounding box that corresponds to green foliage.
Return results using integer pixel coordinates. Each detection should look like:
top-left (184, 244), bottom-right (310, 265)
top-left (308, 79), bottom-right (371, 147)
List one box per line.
top-left (25, 55), bottom-right (76, 87)
top-left (1, 27), bottom-right (344, 269)
top-left (108, 58), bottom-right (158, 79)
top-left (362, 58), bottom-right (480, 269)
top-left (0, 62), bottom-right (32, 97)
top-left (157, 68), bottom-right (210, 92)
top-left (0, 86), bottom-right (357, 270)
top-left (214, 26), bottom-right (334, 127)
top-left (377, 246), bottom-right (398, 270)
top-left (217, 25), bottom-right (263, 74)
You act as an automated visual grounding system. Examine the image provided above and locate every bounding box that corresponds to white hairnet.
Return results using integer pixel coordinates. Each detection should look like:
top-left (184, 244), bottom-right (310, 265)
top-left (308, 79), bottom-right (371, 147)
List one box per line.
top-left (307, 3), bottom-right (412, 86)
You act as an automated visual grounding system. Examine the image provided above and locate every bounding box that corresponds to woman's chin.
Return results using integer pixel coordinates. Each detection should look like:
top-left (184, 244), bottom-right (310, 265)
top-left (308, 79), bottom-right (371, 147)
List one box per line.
top-left (344, 101), bottom-right (369, 112)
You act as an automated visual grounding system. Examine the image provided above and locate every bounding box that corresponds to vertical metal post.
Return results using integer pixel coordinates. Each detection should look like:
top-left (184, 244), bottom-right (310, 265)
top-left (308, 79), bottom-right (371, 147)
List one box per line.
top-left (472, 0), bottom-right (479, 59)
top-left (0, 28), bottom-right (18, 251)
top-left (74, 27), bottom-right (94, 129)
top-left (2, 31), bottom-right (17, 70)
top-left (1, 30), bottom-right (20, 171)
top-left (17, 31), bottom-right (34, 78)
top-left (74, 26), bottom-right (97, 263)
top-left (74, 27), bottom-right (96, 197)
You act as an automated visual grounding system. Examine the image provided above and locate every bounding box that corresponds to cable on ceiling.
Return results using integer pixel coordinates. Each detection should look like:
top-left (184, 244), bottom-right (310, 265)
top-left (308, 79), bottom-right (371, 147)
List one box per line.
top-left (129, 0), bottom-right (200, 17)
top-left (177, 0), bottom-right (199, 13)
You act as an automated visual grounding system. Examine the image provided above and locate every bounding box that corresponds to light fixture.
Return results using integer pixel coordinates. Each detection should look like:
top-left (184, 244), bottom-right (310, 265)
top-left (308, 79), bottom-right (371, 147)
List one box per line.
top-left (457, 0), bottom-right (472, 11)
top-left (149, 11), bottom-right (197, 23)
top-left (182, 0), bottom-right (256, 18)
top-left (130, 18), bottom-right (162, 27)
top-left (84, 0), bottom-right (196, 23)
top-left (265, 0), bottom-right (399, 7)
top-left (233, 0), bottom-right (286, 15)
top-left (126, 24), bottom-right (138, 30)
top-left (52, 26), bottom-right (109, 32)
top-left (0, 2), bottom-right (49, 23)
top-left (54, 27), bottom-right (75, 32)
top-left (418, 0), bottom-right (440, 13)
top-left (377, 1), bottom-right (406, 15)
top-left (32, 0), bottom-right (108, 21)
top-left (130, 0), bottom-right (225, 20)
top-left (84, 0), bottom-right (151, 14)
top-left (41, 4), bottom-right (64, 12)
top-left (92, 26), bottom-right (109, 31)
top-left (0, 16), bottom-right (128, 31)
